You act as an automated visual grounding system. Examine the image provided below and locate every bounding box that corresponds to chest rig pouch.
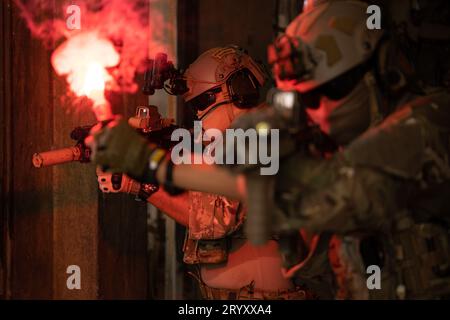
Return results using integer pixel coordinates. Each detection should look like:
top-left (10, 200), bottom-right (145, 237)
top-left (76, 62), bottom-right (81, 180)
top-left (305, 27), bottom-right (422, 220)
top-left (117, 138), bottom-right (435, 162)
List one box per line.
top-left (183, 192), bottom-right (245, 265)
top-left (384, 213), bottom-right (450, 299)
top-left (183, 236), bottom-right (230, 265)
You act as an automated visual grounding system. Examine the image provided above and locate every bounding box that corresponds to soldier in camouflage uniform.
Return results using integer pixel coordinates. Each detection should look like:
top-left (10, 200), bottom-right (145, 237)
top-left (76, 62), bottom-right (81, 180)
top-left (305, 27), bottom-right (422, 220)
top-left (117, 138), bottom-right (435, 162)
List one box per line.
top-left (86, 1), bottom-right (450, 299)
top-left (95, 46), bottom-right (309, 300)
top-left (263, 0), bottom-right (450, 299)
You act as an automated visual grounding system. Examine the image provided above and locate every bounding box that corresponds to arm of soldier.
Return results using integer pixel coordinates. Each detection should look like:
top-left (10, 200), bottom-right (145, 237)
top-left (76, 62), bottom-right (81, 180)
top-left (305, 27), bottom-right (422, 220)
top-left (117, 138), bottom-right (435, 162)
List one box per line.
top-left (97, 167), bottom-right (191, 226)
top-left (155, 162), bottom-right (246, 201)
top-left (145, 189), bottom-right (190, 227)
top-left (86, 118), bottom-right (246, 200)
top-left (276, 151), bottom-right (401, 233)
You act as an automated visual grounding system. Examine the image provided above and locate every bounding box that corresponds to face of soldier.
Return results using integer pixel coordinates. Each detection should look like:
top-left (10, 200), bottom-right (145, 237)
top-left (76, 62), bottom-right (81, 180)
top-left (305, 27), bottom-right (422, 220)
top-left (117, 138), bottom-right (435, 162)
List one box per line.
top-left (304, 80), bottom-right (372, 146)
top-left (198, 102), bottom-right (249, 134)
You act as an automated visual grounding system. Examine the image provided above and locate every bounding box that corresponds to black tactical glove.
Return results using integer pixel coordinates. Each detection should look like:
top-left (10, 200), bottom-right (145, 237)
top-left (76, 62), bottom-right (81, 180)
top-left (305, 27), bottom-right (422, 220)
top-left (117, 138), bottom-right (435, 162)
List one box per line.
top-left (85, 118), bottom-right (167, 184)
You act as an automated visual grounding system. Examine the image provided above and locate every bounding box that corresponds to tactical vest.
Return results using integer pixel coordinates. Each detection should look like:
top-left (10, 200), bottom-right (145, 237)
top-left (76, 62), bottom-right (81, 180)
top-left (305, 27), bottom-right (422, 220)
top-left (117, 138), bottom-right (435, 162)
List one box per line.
top-left (283, 218), bottom-right (450, 300)
top-left (378, 213), bottom-right (450, 299)
top-left (277, 92), bottom-right (450, 299)
top-left (329, 216), bottom-right (450, 299)
top-left (345, 92), bottom-right (450, 299)
top-left (182, 191), bottom-right (245, 265)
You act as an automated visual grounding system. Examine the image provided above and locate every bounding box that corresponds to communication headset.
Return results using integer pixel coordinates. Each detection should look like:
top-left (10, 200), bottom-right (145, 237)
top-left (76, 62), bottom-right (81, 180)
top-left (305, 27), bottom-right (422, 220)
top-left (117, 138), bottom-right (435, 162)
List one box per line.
top-left (186, 67), bottom-right (262, 113)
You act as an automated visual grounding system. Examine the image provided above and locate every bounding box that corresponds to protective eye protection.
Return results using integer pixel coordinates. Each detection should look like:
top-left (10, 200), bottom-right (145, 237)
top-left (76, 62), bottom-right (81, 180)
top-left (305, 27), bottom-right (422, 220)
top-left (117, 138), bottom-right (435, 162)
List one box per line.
top-left (185, 87), bottom-right (222, 112)
top-left (185, 68), bottom-right (261, 112)
top-left (300, 62), bottom-right (370, 109)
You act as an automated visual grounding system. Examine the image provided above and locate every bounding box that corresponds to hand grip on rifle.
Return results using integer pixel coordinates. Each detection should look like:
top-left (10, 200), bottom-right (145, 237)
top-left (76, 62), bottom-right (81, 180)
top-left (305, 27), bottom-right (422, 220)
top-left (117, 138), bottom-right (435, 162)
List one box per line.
top-left (96, 167), bottom-right (141, 194)
top-left (97, 166), bottom-right (159, 201)
top-left (245, 172), bottom-right (275, 246)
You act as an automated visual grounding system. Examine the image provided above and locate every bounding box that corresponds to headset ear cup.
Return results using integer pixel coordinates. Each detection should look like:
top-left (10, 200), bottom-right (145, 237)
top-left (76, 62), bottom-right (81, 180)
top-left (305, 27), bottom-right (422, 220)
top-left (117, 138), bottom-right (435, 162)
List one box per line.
top-left (228, 69), bottom-right (260, 108)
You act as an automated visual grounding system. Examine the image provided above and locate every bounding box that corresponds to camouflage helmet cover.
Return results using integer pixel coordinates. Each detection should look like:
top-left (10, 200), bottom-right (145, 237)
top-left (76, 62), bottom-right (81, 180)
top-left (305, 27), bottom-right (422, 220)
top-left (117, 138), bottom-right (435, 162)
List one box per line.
top-left (183, 45), bottom-right (267, 102)
top-left (269, 1), bottom-right (384, 93)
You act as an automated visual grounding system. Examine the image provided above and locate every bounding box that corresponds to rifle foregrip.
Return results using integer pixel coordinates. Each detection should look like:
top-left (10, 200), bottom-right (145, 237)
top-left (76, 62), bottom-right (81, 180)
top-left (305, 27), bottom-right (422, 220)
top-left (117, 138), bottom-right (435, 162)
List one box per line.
top-left (245, 174), bottom-right (274, 246)
top-left (32, 146), bottom-right (81, 168)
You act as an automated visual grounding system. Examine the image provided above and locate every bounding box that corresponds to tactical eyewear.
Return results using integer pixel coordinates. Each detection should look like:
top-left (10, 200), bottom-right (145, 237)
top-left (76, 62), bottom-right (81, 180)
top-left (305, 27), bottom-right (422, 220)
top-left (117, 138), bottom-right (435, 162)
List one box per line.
top-left (300, 62), bottom-right (370, 109)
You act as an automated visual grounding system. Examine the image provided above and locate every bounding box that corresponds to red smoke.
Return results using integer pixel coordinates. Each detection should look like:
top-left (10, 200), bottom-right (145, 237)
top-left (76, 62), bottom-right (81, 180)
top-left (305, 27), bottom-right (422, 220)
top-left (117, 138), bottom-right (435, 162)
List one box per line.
top-left (14, 0), bottom-right (172, 119)
top-left (51, 31), bottom-right (119, 120)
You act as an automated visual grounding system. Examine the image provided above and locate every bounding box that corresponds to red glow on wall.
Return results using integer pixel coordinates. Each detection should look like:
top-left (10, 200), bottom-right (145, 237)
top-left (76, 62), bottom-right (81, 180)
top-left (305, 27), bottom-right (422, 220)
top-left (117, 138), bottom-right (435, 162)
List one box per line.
top-left (14, 0), bottom-right (173, 119)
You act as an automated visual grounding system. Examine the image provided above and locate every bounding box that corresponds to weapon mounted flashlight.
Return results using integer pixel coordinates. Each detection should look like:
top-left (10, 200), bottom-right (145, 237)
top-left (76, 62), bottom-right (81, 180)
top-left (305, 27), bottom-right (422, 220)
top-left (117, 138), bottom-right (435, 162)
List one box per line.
top-left (266, 88), bottom-right (305, 133)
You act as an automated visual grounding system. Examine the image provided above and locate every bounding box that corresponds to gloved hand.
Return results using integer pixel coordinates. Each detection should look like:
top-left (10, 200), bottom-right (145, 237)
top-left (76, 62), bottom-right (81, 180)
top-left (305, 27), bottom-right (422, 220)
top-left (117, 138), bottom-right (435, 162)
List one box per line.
top-left (85, 117), bottom-right (167, 184)
top-left (96, 167), bottom-right (141, 194)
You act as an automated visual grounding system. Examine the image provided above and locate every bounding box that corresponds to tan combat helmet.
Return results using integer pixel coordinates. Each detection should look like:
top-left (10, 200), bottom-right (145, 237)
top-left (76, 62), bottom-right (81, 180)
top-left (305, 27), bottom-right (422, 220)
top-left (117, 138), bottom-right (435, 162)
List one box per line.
top-left (269, 0), bottom-right (384, 93)
top-left (183, 45), bottom-right (268, 118)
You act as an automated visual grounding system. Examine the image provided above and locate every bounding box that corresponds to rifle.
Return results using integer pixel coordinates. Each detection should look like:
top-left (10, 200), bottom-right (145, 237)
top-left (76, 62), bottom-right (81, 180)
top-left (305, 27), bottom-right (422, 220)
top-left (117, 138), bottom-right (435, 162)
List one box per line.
top-left (33, 50), bottom-right (186, 169)
top-left (32, 105), bottom-right (179, 168)
top-left (232, 89), bottom-right (337, 245)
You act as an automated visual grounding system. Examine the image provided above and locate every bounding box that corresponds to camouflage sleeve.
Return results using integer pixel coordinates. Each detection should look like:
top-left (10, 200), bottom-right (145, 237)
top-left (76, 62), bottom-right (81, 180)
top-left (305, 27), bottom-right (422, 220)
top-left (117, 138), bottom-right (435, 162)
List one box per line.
top-left (276, 152), bottom-right (401, 233)
top-left (276, 93), bottom-right (450, 233)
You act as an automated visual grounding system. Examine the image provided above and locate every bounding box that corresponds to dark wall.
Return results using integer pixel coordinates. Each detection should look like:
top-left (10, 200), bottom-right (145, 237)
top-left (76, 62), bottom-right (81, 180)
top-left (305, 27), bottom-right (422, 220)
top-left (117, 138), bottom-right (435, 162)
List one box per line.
top-left (1, 0), bottom-right (279, 300)
top-left (198, 0), bottom-right (275, 65)
top-left (177, 0), bottom-right (276, 126)
top-left (0, 0), bottom-right (149, 299)
top-left (178, 0), bottom-right (276, 68)
top-left (1, 0), bottom-right (55, 298)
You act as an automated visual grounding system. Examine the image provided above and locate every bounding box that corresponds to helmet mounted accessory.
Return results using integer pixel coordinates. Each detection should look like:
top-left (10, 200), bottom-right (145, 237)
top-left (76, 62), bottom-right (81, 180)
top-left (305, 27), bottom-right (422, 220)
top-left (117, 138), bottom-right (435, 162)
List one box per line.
top-left (268, 1), bottom-right (385, 112)
top-left (268, 34), bottom-right (316, 83)
top-left (183, 45), bottom-right (269, 118)
top-left (142, 52), bottom-right (188, 96)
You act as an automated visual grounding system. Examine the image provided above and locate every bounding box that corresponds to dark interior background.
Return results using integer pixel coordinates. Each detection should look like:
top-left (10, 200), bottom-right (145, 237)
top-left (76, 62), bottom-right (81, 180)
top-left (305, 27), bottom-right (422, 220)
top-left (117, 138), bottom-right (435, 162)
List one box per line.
top-left (0, 0), bottom-right (300, 299)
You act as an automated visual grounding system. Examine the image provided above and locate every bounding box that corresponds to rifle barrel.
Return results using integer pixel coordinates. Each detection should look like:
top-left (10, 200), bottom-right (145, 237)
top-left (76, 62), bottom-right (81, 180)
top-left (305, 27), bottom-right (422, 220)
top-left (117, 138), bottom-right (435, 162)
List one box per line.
top-left (32, 146), bottom-right (82, 168)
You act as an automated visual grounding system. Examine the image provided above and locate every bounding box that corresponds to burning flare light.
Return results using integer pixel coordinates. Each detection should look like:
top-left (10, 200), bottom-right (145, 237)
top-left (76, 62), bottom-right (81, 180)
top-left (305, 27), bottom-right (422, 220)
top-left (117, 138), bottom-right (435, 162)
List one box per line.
top-left (51, 31), bottom-right (120, 121)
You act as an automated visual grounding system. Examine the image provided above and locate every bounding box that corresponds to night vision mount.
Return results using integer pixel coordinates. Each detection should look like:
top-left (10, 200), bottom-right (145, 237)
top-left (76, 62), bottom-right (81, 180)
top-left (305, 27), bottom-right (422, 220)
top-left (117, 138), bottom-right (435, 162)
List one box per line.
top-left (142, 53), bottom-right (188, 96)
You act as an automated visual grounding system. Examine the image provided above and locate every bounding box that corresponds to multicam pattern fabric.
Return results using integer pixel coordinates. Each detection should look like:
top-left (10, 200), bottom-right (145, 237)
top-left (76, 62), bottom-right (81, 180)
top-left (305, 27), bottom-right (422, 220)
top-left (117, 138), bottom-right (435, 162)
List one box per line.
top-left (188, 191), bottom-right (243, 240)
top-left (277, 92), bottom-right (450, 299)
